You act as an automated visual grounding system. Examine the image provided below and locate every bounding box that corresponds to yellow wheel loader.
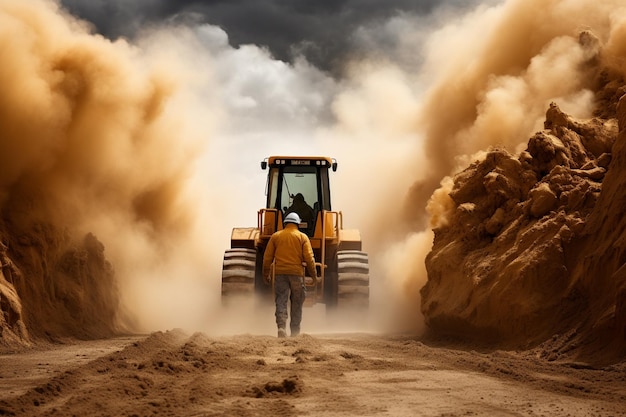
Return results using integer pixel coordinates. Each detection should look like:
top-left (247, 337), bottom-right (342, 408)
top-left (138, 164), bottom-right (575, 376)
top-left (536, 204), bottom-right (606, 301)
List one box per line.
top-left (221, 156), bottom-right (369, 309)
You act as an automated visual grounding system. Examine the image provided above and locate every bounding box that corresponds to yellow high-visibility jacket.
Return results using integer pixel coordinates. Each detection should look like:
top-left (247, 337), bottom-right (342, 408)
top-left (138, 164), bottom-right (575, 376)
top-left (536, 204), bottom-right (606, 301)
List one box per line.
top-left (263, 223), bottom-right (317, 279)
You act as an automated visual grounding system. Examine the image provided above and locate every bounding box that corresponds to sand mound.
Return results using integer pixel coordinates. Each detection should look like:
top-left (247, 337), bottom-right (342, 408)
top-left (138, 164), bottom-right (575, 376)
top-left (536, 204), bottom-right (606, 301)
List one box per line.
top-left (0, 218), bottom-right (120, 347)
top-left (422, 84), bottom-right (626, 362)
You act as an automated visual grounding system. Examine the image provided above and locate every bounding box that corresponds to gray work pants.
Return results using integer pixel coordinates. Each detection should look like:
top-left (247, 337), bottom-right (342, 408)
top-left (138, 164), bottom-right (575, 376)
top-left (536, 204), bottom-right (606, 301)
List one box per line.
top-left (274, 274), bottom-right (305, 335)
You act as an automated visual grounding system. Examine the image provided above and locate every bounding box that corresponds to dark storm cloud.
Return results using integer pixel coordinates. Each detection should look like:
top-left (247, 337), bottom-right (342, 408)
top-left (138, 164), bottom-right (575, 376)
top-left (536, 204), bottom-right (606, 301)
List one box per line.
top-left (60, 0), bottom-right (471, 73)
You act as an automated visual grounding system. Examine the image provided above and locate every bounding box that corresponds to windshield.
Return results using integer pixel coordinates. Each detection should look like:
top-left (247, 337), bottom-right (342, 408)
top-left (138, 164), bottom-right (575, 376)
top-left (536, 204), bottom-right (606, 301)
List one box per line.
top-left (267, 166), bottom-right (319, 222)
top-left (280, 167), bottom-right (318, 214)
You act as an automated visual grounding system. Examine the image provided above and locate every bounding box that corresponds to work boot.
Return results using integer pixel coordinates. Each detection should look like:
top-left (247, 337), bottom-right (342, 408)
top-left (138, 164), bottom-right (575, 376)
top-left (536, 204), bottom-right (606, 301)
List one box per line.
top-left (277, 328), bottom-right (287, 338)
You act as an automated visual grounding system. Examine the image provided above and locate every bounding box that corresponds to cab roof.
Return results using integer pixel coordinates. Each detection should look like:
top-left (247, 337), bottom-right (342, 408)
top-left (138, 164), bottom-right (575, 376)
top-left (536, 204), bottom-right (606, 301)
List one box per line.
top-left (267, 156), bottom-right (333, 165)
top-left (262, 156), bottom-right (337, 171)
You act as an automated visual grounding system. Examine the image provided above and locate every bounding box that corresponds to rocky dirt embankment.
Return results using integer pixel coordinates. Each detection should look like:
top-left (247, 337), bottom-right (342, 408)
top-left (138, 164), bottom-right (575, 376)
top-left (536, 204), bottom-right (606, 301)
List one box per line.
top-left (422, 88), bottom-right (626, 363)
top-left (0, 213), bottom-right (120, 347)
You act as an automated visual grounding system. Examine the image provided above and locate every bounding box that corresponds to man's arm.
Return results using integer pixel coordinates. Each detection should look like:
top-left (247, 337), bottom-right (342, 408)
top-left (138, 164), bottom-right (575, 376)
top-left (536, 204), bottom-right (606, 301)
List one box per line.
top-left (302, 235), bottom-right (317, 280)
top-left (263, 236), bottom-right (276, 279)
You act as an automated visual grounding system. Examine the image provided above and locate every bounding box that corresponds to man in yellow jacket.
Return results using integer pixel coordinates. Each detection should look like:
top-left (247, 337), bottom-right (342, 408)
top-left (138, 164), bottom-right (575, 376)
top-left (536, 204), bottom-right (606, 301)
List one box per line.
top-left (263, 212), bottom-right (317, 337)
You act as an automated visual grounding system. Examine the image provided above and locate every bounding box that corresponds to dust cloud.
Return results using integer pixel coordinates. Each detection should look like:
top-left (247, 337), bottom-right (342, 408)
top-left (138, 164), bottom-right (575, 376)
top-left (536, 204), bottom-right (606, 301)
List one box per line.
top-left (0, 0), bottom-right (217, 334)
top-left (364, 0), bottom-right (626, 333)
top-left (320, 0), bottom-right (626, 334)
top-left (3, 0), bottom-right (626, 340)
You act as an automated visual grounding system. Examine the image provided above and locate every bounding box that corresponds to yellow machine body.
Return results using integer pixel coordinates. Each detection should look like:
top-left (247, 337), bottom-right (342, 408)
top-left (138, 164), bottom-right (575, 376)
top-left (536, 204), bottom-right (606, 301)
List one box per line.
top-left (222, 156), bottom-right (369, 308)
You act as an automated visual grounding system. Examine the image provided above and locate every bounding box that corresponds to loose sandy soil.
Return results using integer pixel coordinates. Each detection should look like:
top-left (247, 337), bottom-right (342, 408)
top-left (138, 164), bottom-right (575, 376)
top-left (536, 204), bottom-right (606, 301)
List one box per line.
top-left (1, 331), bottom-right (625, 416)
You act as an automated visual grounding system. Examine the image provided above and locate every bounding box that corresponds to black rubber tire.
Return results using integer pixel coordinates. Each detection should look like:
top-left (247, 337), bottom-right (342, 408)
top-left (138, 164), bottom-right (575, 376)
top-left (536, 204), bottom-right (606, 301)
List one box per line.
top-left (221, 248), bottom-right (256, 296)
top-left (337, 250), bottom-right (369, 308)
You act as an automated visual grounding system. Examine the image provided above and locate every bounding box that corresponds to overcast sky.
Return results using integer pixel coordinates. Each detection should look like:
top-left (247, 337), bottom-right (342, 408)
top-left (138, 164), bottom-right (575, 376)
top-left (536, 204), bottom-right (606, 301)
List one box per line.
top-left (60, 0), bottom-right (477, 74)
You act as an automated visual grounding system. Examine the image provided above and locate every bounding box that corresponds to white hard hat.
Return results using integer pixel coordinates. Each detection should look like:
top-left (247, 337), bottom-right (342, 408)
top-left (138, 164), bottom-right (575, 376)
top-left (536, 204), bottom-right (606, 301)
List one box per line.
top-left (283, 212), bottom-right (301, 225)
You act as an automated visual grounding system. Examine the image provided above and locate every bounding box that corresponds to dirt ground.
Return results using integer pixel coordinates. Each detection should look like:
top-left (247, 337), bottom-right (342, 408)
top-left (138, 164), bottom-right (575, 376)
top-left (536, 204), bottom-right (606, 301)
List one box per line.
top-left (1, 330), bottom-right (625, 417)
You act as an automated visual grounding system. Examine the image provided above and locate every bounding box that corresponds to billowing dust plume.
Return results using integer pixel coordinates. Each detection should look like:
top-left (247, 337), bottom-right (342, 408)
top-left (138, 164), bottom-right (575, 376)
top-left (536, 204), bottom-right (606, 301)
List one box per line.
top-left (0, 0), bottom-right (218, 338)
top-left (343, 0), bottom-right (626, 333)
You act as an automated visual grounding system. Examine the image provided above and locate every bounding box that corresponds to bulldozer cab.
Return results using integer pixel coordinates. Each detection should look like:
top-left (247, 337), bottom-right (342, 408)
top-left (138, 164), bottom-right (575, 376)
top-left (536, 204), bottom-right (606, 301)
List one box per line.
top-left (262, 156), bottom-right (337, 237)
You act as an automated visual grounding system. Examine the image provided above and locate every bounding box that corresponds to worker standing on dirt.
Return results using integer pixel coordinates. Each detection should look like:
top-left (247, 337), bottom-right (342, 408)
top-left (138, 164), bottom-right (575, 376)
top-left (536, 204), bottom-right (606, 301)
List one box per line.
top-left (263, 212), bottom-right (317, 338)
